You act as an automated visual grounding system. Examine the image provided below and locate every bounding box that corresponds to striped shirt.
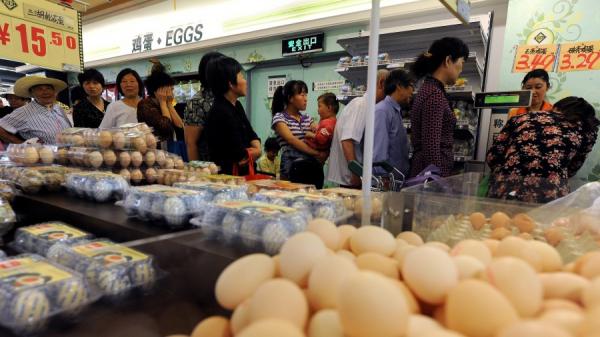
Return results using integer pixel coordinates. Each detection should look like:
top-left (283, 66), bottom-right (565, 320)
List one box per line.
top-left (272, 111), bottom-right (314, 148)
top-left (0, 100), bottom-right (72, 144)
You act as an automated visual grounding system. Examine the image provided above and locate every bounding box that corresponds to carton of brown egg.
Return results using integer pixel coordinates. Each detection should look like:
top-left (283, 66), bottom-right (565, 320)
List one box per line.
top-left (319, 187), bottom-right (383, 221)
top-left (245, 179), bottom-right (314, 195)
top-left (6, 144), bottom-right (56, 165)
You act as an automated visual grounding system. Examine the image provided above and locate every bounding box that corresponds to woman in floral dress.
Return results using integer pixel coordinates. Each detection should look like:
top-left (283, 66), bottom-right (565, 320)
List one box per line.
top-left (487, 96), bottom-right (599, 203)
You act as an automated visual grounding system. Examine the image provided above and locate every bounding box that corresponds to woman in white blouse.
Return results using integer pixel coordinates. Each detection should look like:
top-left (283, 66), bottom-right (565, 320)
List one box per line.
top-left (100, 68), bottom-right (145, 128)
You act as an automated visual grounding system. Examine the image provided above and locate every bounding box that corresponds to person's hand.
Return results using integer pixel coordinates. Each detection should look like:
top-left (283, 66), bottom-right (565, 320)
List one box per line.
top-left (155, 87), bottom-right (168, 103)
top-left (305, 131), bottom-right (316, 139)
top-left (350, 173), bottom-right (362, 188)
top-left (315, 151), bottom-right (328, 163)
top-left (311, 124), bottom-right (318, 132)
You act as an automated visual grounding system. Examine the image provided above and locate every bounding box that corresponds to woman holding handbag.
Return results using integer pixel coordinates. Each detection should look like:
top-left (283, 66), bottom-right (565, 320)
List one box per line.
top-left (205, 56), bottom-right (261, 175)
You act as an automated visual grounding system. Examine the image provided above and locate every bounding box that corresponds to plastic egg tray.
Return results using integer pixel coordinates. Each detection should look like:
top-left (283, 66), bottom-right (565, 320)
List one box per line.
top-left (246, 180), bottom-right (316, 195)
top-left (0, 179), bottom-right (16, 202)
top-left (47, 240), bottom-right (157, 299)
top-left (253, 190), bottom-right (347, 221)
top-left (0, 165), bottom-right (78, 194)
top-left (174, 181), bottom-right (249, 203)
top-left (200, 174), bottom-right (246, 186)
top-left (65, 172), bottom-right (129, 202)
top-left (119, 185), bottom-right (208, 227)
top-left (6, 144), bottom-right (57, 166)
top-left (190, 201), bottom-right (310, 254)
top-left (12, 222), bottom-right (93, 257)
top-left (0, 198), bottom-right (15, 237)
top-left (185, 161), bottom-right (219, 174)
top-left (156, 169), bottom-right (204, 186)
top-left (0, 254), bottom-right (98, 334)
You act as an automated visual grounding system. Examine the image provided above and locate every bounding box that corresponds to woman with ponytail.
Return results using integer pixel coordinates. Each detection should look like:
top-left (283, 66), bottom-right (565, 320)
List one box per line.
top-left (487, 96), bottom-right (599, 203)
top-left (409, 37), bottom-right (469, 177)
top-left (271, 80), bottom-right (327, 186)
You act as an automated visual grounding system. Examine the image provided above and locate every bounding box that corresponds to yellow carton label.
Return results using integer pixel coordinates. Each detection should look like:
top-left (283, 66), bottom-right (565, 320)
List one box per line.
top-left (23, 223), bottom-right (88, 241)
top-left (0, 257), bottom-right (73, 290)
top-left (220, 201), bottom-right (296, 215)
top-left (72, 241), bottom-right (149, 267)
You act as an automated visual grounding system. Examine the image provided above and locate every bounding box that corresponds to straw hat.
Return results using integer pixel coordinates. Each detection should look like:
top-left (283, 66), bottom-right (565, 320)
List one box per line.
top-left (13, 76), bottom-right (67, 98)
top-left (0, 89), bottom-right (27, 99)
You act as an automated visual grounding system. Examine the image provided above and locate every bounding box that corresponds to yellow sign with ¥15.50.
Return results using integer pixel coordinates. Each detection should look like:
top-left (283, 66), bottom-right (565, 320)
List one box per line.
top-left (0, 0), bottom-right (81, 72)
top-left (557, 40), bottom-right (600, 73)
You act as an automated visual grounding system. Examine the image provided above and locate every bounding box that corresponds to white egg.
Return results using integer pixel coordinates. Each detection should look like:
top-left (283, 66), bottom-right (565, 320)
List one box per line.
top-left (56, 278), bottom-right (89, 316)
top-left (164, 197), bottom-right (188, 227)
top-left (11, 289), bottom-right (50, 333)
top-left (97, 267), bottom-right (131, 297)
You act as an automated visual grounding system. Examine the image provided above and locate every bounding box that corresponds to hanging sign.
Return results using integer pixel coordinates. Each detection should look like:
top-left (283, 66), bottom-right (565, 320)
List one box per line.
top-left (267, 75), bottom-right (286, 98)
top-left (438, 0), bottom-right (471, 25)
top-left (557, 40), bottom-right (600, 73)
top-left (282, 33), bottom-right (324, 57)
top-left (312, 80), bottom-right (345, 91)
top-left (512, 44), bottom-right (558, 73)
top-left (0, 0), bottom-right (82, 72)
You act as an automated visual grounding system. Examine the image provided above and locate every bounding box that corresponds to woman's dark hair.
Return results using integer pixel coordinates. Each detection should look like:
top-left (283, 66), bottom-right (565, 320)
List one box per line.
top-left (522, 69), bottom-right (551, 88)
top-left (318, 92), bottom-right (340, 114)
top-left (206, 56), bottom-right (244, 97)
top-left (199, 52), bottom-right (225, 89)
top-left (411, 37), bottom-right (470, 78)
top-left (384, 69), bottom-right (414, 96)
top-left (70, 85), bottom-right (86, 105)
top-left (554, 96), bottom-right (599, 131)
top-left (144, 62), bottom-right (175, 98)
top-left (271, 80), bottom-right (309, 115)
top-left (77, 68), bottom-right (105, 88)
top-left (116, 68), bottom-right (145, 98)
top-left (264, 137), bottom-right (281, 152)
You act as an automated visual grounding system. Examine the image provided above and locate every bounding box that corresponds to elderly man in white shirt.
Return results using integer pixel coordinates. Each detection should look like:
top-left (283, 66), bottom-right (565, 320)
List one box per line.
top-left (0, 76), bottom-right (71, 144)
top-left (327, 69), bottom-right (389, 187)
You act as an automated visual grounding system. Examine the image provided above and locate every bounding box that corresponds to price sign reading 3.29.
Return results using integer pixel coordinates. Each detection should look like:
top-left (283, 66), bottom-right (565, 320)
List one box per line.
top-left (558, 41), bottom-right (600, 72)
top-left (513, 44), bottom-right (558, 73)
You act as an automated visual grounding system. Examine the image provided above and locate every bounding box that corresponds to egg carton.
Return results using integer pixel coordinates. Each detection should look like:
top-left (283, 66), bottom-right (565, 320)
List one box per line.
top-left (246, 180), bottom-right (316, 195)
top-left (118, 185), bottom-right (208, 227)
top-left (82, 129), bottom-right (157, 153)
top-left (190, 201), bottom-right (310, 254)
top-left (0, 254), bottom-right (99, 335)
top-left (200, 174), bottom-right (246, 186)
top-left (65, 172), bottom-right (129, 202)
top-left (47, 239), bottom-right (158, 299)
top-left (252, 190), bottom-right (348, 221)
top-left (0, 165), bottom-right (79, 194)
top-left (0, 199), bottom-right (15, 239)
top-left (6, 144), bottom-right (57, 166)
top-left (317, 188), bottom-right (383, 221)
top-left (11, 222), bottom-right (93, 257)
top-left (0, 179), bottom-right (16, 202)
top-left (156, 169), bottom-right (205, 186)
top-left (174, 181), bottom-right (249, 203)
top-left (185, 161), bottom-right (219, 174)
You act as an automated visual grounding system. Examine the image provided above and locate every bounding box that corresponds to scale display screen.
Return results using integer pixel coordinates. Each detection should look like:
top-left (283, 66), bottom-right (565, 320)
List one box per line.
top-left (474, 91), bottom-right (532, 109)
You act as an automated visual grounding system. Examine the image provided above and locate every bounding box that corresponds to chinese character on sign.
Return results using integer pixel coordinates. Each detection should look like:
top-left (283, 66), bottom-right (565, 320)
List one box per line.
top-left (493, 119), bottom-right (504, 129)
top-left (132, 35), bottom-right (142, 53)
top-left (288, 40), bottom-right (296, 52)
top-left (303, 38), bottom-right (310, 48)
top-left (295, 39), bottom-right (302, 50)
top-left (310, 36), bottom-right (317, 46)
top-left (143, 33), bottom-right (153, 51)
top-left (2, 0), bottom-right (18, 11)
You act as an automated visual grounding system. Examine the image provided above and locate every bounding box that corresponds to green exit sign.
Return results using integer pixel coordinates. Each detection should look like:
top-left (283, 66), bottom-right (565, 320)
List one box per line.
top-left (282, 33), bottom-right (324, 57)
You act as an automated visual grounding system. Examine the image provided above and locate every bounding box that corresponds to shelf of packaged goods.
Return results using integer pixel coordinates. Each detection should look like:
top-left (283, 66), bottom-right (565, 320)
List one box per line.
top-left (336, 94), bottom-right (363, 105)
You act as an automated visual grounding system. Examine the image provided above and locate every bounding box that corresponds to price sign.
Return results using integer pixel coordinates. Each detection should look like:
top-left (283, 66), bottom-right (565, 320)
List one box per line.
top-left (512, 44), bottom-right (558, 73)
top-left (0, 0), bottom-right (81, 72)
top-left (557, 41), bottom-right (600, 73)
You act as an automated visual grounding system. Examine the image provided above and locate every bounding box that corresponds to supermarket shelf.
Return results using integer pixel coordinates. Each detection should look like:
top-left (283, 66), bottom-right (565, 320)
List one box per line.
top-left (336, 94), bottom-right (363, 105)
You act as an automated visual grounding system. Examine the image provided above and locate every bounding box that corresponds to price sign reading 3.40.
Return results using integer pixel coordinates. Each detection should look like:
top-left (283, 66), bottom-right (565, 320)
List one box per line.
top-left (558, 41), bottom-right (600, 73)
top-left (512, 44), bottom-right (558, 73)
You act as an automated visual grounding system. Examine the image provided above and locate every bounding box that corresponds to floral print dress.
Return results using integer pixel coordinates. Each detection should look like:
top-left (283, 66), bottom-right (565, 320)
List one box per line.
top-left (486, 111), bottom-right (597, 203)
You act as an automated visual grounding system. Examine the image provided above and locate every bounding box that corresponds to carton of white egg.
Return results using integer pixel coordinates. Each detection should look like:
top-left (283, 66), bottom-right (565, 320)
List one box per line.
top-left (12, 222), bottom-right (93, 257)
top-left (118, 185), bottom-right (208, 227)
top-left (174, 181), bottom-right (249, 203)
top-left (0, 254), bottom-right (98, 334)
top-left (190, 201), bottom-right (310, 254)
top-left (65, 172), bottom-right (129, 202)
top-left (47, 239), bottom-right (157, 299)
top-left (253, 190), bottom-right (346, 221)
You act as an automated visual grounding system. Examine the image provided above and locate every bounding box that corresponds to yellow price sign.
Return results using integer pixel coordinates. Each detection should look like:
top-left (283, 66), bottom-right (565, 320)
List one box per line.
top-left (512, 44), bottom-right (558, 73)
top-left (557, 40), bottom-right (600, 73)
top-left (0, 0), bottom-right (81, 72)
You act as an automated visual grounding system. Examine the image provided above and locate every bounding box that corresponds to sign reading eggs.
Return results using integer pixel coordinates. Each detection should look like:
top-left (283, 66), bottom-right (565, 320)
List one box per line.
top-left (0, 0), bottom-right (82, 71)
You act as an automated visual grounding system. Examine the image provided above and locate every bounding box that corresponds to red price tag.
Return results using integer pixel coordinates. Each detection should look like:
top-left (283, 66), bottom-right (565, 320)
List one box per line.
top-left (557, 41), bottom-right (600, 72)
top-left (513, 44), bottom-right (558, 73)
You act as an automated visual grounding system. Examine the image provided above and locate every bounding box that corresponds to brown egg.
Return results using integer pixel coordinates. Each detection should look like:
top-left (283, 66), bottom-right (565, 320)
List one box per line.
top-left (336, 225), bottom-right (356, 251)
top-left (103, 150), bottom-right (117, 167)
top-left (71, 134), bottom-right (84, 146)
top-left (469, 212), bottom-right (487, 230)
top-left (155, 150), bottom-right (167, 166)
top-left (98, 131), bottom-right (113, 149)
top-left (574, 251), bottom-right (600, 280)
top-left (446, 279), bottom-right (519, 337)
top-left (119, 151), bottom-right (131, 168)
top-left (544, 227), bottom-right (564, 246)
top-left (420, 329), bottom-right (466, 337)
top-left (539, 272), bottom-right (590, 302)
top-left (424, 241), bottom-right (451, 252)
top-left (392, 280), bottom-right (420, 314)
top-left (145, 151), bottom-right (156, 167)
top-left (496, 236), bottom-right (543, 272)
top-left (133, 136), bottom-right (147, 153)
top-left (349, 225), bottom-right (396, 256)
top-left (88, 151), bottom-right (103, 168)
top-left (165, 158), bottom-right (175, 169)
top-left (396, 232), bottom-right (424, 246)
top-left (248, 279), bottom-right (308, 329)
top-left (490, 212), bottom-right (511, 229)
top-left (453, 255), bottom-right (485, 280)
top-left (307, 219), bottom-right (339, 250)
top-left (482, 257), bottom-right (543, 317)
top-left (432, 304), bottom-right (447, 327)
top-left (337, 271), bottom-right (409, 337)
top-left (39, 147), bottom-right (54, 164)
top-left (215, 254), bottom-right (275, 310)
top-left (519, 233), bottom-right (533, 240)
top-left (406, 314), bottom-right (442, 337)
top-left (112, 131), bottom-right (126, 149)
top-left (307, 310), bottom-right (344, 337)
top-left (237, 319), bottom-right (304, 337)
top-left (491, 227), bottom-right (511, 240)
top-left (579, 306), bottom-right (600, 336)
top-left (56, 148), bottom-right (69, 164)
top-left (538, 309), bottom-right (584, 336)
top-left (145, 168), bottom-right (157, 183)
top-left (175, 159), bottom-right (185, 169)
top-left (402, 246), bottom-right (458, 305)
top-left (130, 169), bottom-right (144, 184)
top-left (130, 151), bottom-right (143, 167)
top-left (541, 299), bottom-right (584, 313)
top-left (23, 146), bottom-right (40, 165)
top-left (528, 241), bottom-right (563, 272)
top-left (307, 255), bottom-right (358, 310)
top-left (335, 250), bottom-right (355, 262)
top-left (230, 300), bottom-right (251, 335)
top-left (582, 277), bottom-right (600, 310)
top-left (146, 133), bottom-right (157, 149)
top-left (450, 240), bottom-right (492, 265)
top-left (482, 239), bottom-right (500, 256)
top-left (119, 169), bottom-right (131, 182)
top-left (279, 232), bottom-right (328, 287)
top-left (496, 320), bottom-right (571, 337)
top-left (393, 245), bottom-right (416, 272)
top-left (513, 213), bottom-right (535, 233)
top-left (190, 316), bottom-right (231, 337)
top-left (355, 253), bottom-right (399, 279)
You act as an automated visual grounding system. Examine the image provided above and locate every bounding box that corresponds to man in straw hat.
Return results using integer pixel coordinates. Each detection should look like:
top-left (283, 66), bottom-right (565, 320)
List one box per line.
top-left (0, 90), bottom-right (30, 118)
top-left (0, 76), bottom-right (71, 144)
